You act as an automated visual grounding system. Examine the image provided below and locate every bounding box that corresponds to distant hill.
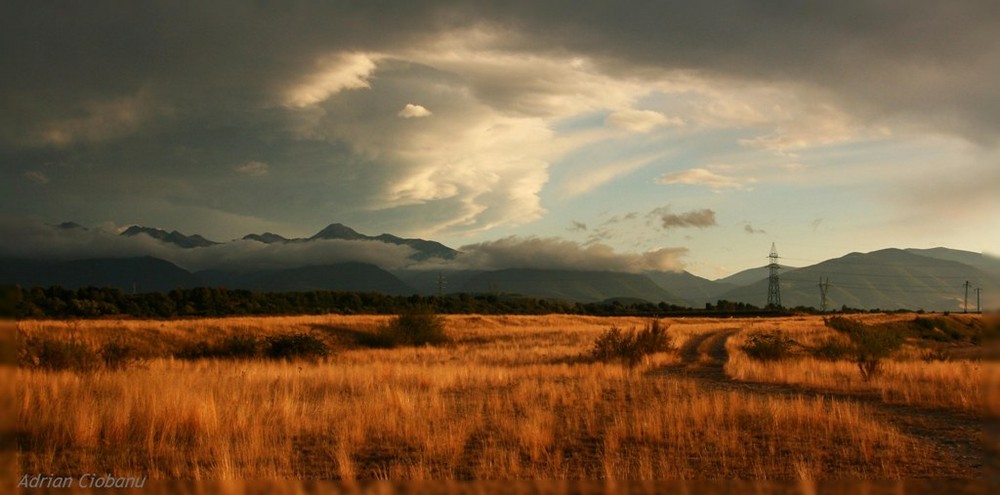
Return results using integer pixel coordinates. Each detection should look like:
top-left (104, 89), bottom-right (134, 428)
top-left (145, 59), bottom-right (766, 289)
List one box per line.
top-left (244, 223), bottom-right (460, 261)
top-left (645, 271), bottom-right (736, 306)
top-left (242, 232), bottom-right (291, 244)
top-left (904, 248), bottom-right (1000, 277)
top-left (717, 248), bottom-right (998, 311)
top-left (393, 269), bottom-right (487, 295)
top-left (197, 262), bottom-right (415, 295)
top-left (715, 265), bottom-right (798, 287)
top-left (121, 226), bottom-right (220, 248)
top-left (0, 256), bottom-right (201, 292)
top-left (459, 269), bottom-right (686, 304)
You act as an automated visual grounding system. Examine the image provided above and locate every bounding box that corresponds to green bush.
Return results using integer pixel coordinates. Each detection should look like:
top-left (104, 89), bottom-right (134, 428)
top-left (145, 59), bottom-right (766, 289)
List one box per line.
top-left (590, 320), bottom-right (672, 367)
top-left (264, 333), bottom-right (329, 360)
top-left (375, 309), bottom-right (449, 347)
top-left (741, 331), bottom-right (796, 361)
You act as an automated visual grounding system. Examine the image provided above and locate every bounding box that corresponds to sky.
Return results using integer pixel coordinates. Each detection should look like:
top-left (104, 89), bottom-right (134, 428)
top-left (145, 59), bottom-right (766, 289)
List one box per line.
top-left (2, 1), bottom-right (999, 279)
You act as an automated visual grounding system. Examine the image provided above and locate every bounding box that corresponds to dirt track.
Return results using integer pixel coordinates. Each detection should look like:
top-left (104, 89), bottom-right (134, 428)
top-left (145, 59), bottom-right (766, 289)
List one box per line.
top-left (649, 329), bottom-right (988, 479)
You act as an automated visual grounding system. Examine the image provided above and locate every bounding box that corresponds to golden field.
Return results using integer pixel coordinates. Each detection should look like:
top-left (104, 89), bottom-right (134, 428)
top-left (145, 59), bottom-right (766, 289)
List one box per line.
top-left (11, 313), bottom-right (993, 484)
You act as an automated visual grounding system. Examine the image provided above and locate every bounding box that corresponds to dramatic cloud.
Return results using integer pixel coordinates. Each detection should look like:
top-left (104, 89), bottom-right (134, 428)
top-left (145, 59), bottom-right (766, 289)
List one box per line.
top-left (397, 103), bottom-right (432, 118)
top-left (284, 52), bottom-right (379, 108)
top-left (744, 223), bottom-right (766, 235)
top-left (568, 221), bottom-right (587, 232)
top-left (455, 236), bottom-right (687, 273)
top-left (1, 1), bottom-right (997, 271)
top-left (652, 207), bottom-right (717, 230)
top-left (656, 169), bottom-right (752, 191)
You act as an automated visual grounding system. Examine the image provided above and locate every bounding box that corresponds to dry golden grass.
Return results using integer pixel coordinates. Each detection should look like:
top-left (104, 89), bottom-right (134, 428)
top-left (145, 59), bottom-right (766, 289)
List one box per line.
top-left (14, 314), bottom-right (974, 480)
top-left (721, 315), bottom-right (987, 413)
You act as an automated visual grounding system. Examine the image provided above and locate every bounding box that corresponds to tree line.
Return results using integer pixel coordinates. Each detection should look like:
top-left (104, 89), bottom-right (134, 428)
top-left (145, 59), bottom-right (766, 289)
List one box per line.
top-left (0, 285), bottom-right (792, 319)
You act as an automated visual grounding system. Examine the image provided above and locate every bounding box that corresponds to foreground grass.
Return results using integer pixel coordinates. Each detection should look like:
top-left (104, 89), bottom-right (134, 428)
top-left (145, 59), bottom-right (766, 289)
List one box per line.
top-left (723, 315), bottom-right (989, 413)
top-left (15, 314), bottom-right (978, 479)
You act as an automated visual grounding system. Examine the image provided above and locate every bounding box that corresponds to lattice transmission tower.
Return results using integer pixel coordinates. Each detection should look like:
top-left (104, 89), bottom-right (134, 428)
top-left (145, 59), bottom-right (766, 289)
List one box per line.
top-left (767, 243), bottom-right (782, 309)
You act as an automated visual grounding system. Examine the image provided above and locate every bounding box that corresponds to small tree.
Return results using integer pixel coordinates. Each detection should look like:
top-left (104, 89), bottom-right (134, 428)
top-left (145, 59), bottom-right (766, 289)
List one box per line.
top-left (824, 317), bottom-right (904, 381)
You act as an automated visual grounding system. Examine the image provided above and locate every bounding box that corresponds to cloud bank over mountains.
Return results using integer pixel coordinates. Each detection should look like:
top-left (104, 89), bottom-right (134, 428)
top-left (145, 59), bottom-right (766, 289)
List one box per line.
top-left (0, 218), bottom-right (687, 274)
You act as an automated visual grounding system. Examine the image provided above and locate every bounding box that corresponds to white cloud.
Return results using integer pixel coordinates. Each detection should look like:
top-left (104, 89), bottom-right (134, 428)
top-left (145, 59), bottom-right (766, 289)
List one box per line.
top-left (560, 154), bottom-right (662, 198)
top-left (234, 160), bottom-right (269, 176)
top-left (455, 236), bottom-right (687, 273)
top-left (284, 52), bottom-right (379, 108)
top-left (605, 109), bottom-right (683, 132)
top-left (655, 168), bottom-right (752, 190)
top-left (397, 103), bottom-right (432, 118)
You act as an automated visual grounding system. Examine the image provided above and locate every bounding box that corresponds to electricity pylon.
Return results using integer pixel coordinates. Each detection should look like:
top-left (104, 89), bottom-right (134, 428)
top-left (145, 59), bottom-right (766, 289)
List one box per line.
top-left (767, 243), bottom-right (782, 309)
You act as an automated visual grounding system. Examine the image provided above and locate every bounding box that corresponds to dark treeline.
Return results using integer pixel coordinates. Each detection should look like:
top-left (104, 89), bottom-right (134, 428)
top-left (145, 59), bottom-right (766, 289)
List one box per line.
top-left (2, 285), bottom-right (797, 319)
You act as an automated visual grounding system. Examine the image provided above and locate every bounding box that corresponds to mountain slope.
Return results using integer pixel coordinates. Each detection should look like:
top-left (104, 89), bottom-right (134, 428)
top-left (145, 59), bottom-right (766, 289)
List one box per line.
top-left (717, 248), bottom-right (998, 311)
top-left (121, 226), bottom-right (219, 248)
top-left (459, 269), bottom-right (686, 304)
top-left (197, 262), bottom-right (415, 295)
top-left (0, 256), bottom-right (202, 292)
top-left (645, 271), bottom-right (736, 306)
top-left (242, 223), bottom-right (459, 261)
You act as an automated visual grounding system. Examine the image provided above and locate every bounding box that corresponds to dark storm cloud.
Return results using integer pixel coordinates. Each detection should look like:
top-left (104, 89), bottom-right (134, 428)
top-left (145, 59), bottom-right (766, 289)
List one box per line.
top-left (2, 1), bottom-right (998, 238)
top-left (456, 0), bottom-right (1000, 142)
top-left (4, 1), bottom-right (996, 146)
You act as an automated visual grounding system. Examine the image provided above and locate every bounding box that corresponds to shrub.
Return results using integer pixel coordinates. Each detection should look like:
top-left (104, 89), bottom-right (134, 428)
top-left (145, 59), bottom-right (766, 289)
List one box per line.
top-left (809, 336), bottom-right (854, 361)
top-left (741, 331), bottom-right (795, 361)
top-left (825, 316), bottom-right (905, 379)
top-left (824, 316), bottom-right (866, 335)
top-left (99, 341), bottom-right (144, 370)
top-left (264, 333), bottom-right (329, 361)
top-left (375, 308), bottom-right (449, 347)
top-left (176, 333), bottom-right (327, 361)
top-left (849, 325), bottom-right (904, 381)
top-left (590, 320), bottom-right (672, 367)
top-left (217, 334), bottom-right (262, 359)
top-left (20, 337), bottom-right (100, 372)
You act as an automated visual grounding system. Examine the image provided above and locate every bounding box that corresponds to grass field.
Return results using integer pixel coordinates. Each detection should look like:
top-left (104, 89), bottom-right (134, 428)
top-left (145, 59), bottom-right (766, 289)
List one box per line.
top-left (12, 313), bottom-right (994, 484)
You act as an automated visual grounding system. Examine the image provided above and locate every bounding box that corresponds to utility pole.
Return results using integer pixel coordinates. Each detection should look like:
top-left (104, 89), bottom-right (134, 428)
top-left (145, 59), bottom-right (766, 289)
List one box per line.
top-left (818, 277), bottom-right (830, 313)
top-left (767, 243), bottom-right (782, 309)
top-left (963, 280), bottom-right (971, 313)
top-left (975, 287), bottom-right (982, 314)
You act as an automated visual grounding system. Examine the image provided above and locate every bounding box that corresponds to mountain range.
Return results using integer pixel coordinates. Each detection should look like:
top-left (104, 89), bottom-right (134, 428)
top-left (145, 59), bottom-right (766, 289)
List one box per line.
top-left (2, 222), bottom-right (997, 311)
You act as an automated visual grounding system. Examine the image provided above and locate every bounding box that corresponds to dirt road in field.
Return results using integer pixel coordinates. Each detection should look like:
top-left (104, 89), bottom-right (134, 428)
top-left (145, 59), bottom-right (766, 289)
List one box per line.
top-left (650, 329), bottom-right (988, 479)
